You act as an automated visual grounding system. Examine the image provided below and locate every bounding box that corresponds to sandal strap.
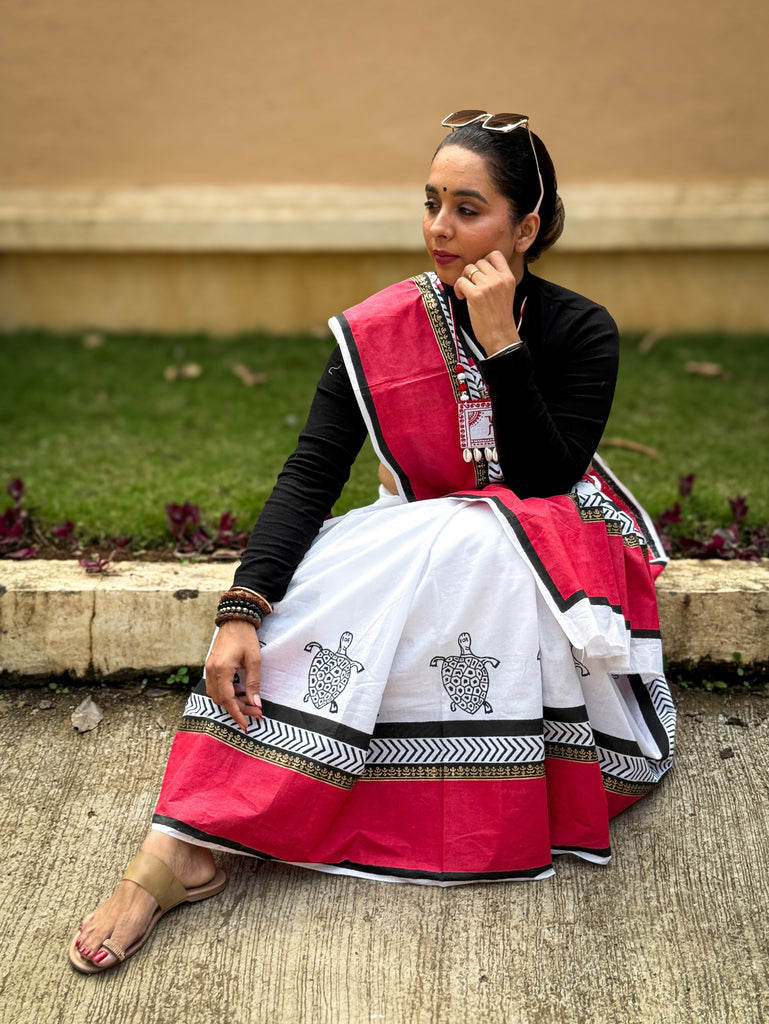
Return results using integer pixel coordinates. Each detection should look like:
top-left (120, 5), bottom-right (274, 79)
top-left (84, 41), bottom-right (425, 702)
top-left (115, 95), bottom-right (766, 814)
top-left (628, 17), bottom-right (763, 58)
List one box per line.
top-left (121, 850), bottom-right (188, 913)
top-left (101, 938), bottom-right (128, 962)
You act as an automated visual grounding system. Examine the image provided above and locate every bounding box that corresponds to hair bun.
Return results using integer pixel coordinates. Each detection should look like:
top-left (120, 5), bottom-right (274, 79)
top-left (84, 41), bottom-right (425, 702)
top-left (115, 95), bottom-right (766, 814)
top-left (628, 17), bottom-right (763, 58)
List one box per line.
top-left (532, 192), bottom-right (564, 262)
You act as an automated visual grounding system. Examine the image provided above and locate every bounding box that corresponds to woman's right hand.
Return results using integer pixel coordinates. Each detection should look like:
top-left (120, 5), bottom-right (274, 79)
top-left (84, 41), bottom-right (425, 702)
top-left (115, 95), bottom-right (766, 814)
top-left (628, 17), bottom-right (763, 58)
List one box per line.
top-left (204, 619), bottom-right (264, 732)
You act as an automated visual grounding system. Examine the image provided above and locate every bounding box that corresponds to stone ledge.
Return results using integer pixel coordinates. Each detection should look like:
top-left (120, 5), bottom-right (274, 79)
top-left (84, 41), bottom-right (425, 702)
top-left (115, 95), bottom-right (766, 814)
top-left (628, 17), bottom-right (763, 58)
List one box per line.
top-left (1, 558), bottom-right (767, 681)
top-left (1, 182), bottom-right (768, 253)
top-left (0, 561), bottom-right (233, 680)
top-left (653, 558), bottom-right (769, 668)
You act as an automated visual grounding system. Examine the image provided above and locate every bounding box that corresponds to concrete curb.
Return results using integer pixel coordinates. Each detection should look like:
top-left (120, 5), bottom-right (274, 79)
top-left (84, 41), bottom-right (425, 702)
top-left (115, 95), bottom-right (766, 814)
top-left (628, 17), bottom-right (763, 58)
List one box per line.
top-left (1, 558), bottom-right (768, 681)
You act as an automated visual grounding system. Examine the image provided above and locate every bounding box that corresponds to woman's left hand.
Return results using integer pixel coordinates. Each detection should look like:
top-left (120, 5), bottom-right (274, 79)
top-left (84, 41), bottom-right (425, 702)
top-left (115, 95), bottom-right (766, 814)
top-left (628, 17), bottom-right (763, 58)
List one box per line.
top-left (453, 251), bottom-right (520, 356)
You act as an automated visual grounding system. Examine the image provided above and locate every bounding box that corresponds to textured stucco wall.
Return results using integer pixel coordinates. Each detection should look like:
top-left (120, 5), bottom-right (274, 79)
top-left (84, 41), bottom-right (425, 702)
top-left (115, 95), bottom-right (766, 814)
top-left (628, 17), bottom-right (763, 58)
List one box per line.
top-left (1, 1), bottom-right (767, 332)
top-left (1, 0), bottom-right (766, 188)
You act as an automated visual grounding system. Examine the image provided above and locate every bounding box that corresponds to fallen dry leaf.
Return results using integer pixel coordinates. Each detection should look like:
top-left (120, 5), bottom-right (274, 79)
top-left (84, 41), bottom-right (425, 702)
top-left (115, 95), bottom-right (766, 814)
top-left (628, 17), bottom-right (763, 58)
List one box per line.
top-left (232, 363), bottom-right (267, 386)
top-left (684, 361), bottom-right (731, 379)
top-left (164, 363), bottom-right (202, 381)
top-left (600, 438), bottom-right (658, 458)
top-left (71, 696), bottom-right (103, 733)
top-left (637, 329), bottom-right (665, 355)
top-left (209, 548), bottom-right (242, 561)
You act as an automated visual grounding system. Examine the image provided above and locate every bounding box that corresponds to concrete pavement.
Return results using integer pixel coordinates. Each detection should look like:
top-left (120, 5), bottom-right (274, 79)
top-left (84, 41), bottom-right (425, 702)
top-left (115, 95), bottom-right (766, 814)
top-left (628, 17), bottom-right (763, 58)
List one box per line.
top-left (1, 682), bottom-right (768, 1024)
top-left (1, 556), bottom-right (768, 1023)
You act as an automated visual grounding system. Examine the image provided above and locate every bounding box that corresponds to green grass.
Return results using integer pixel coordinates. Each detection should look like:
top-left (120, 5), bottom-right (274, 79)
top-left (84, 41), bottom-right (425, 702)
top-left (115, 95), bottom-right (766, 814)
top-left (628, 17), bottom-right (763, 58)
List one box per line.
top-left (1, 328), bottom-right (767, 548)
top-left (1, 329), bottom-right (380, 545)
top-left (602, 332), bottom-right (769, 531)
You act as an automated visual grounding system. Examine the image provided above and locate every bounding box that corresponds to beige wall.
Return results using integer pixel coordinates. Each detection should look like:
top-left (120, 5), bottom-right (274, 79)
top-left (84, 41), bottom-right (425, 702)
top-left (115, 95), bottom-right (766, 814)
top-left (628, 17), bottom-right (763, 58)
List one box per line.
top-left (1, 0), bottom-right (768, 332)
top-left (2, 249), bottom-right (767, 335)
top-left (1, 0), bottom-right (767, 186)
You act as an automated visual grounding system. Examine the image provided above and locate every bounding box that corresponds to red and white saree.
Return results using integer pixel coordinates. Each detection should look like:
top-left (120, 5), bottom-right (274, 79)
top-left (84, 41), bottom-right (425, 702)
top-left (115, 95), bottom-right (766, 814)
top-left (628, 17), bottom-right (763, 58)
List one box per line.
top-left (153, 274), bottom-right (675, 884)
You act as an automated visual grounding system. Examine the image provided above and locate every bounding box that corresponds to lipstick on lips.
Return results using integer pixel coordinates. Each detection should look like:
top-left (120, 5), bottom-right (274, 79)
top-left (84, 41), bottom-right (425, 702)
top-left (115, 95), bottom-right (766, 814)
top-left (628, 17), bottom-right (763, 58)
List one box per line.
top-left (432, 250), bottom-right (459, 266)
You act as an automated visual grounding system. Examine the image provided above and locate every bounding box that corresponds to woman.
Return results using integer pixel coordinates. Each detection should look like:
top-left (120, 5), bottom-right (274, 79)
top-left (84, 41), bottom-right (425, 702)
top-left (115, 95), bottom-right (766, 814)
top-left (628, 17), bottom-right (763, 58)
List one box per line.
top-left (70, 111), bottom-right (675, 973)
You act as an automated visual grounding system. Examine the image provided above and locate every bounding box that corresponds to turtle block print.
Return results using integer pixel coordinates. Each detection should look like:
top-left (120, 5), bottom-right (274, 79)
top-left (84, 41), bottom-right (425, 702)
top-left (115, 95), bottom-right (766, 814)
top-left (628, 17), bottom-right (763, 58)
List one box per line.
top-left (430, 632), bottom-right (499, 714)
top-left (304, 631), bottom-right (364, 714)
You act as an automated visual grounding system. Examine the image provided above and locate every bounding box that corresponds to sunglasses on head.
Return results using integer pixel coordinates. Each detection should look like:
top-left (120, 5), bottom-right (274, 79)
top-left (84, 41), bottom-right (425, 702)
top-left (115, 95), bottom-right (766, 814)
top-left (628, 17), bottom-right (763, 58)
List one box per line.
top-left (440, 110), bottom-right (544, 216)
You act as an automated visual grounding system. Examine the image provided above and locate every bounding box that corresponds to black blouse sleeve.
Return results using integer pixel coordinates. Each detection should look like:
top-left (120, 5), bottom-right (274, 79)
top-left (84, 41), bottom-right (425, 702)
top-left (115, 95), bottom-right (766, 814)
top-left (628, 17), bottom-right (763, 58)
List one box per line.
top-left (479, 284), bottom-right (619, 498)
top-left (232, 347), bottom-right (368, 602)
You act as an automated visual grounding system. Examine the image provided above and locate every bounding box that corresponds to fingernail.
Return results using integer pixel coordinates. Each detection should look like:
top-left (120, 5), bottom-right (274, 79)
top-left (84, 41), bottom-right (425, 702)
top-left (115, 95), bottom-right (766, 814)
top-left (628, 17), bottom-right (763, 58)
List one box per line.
top-left (93, 949), bottom-right (109, 964)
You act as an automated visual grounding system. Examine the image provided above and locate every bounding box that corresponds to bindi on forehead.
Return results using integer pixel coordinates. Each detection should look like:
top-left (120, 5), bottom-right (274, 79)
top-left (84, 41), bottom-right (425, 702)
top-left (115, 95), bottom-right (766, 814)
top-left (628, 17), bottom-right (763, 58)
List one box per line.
top-left (425, 183), bottom-right (489, 204)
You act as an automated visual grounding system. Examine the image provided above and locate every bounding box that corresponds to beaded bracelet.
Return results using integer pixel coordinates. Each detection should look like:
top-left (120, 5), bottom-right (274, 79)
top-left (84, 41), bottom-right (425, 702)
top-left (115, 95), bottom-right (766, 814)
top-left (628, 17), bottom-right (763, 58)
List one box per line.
top-left (215, 587), bottom-right (273, 629)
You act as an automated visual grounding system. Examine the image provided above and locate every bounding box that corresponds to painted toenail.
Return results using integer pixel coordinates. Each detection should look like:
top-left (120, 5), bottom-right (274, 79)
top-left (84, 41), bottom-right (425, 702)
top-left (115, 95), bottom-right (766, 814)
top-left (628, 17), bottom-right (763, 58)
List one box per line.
top-left (93, 950), bottom-right (109, 964)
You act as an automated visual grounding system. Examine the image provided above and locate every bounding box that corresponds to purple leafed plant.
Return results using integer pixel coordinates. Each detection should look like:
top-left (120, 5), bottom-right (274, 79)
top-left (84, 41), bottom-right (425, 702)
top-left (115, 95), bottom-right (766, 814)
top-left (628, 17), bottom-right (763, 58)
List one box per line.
top-left (0, 478), bottom-right (251, 561)
top-left (0, 505), bottom-right (27, 542)
top-left (164, 501), bottom-right (248, 555)
top-left (78, 554), bottom-right (113, 574)
top-left (52, 519), bottom-right (79, 552)
top-left (1, 479), bottom-right (86, 558)
top-left (165, 501), bottom-right (209, 552)
top-left (5, 546), bottom-right (38, 559)
top-left (0, 478), bottom-right (34, 558)
top-left (654, 474), bottom-right (769, 561)
top-left (213, 511), bottom-right (250, 551)
top-left (4, 474), bottom-right (762, 564)
top-left (678, 473), bottom-right (696, 498)
top-left (729, 495), bottom-right (749, 524)
top-left (7, 478), bottom-right (24, 503)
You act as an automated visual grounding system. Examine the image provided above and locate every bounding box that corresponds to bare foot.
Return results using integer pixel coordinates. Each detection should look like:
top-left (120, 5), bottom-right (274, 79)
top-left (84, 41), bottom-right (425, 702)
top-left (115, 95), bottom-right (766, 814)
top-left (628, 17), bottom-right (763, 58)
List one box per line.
top-left (72, 830), bottom-right (217, 970)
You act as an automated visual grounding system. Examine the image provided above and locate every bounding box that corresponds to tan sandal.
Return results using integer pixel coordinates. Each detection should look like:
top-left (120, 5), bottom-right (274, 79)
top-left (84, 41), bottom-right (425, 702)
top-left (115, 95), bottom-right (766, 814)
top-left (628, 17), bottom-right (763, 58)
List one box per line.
top-left (68, 849), bottom-right (227, 974)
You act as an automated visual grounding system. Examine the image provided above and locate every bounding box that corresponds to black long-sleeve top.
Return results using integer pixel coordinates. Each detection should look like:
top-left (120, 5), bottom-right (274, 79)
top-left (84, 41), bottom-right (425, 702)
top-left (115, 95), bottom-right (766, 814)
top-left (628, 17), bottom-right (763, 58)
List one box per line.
top-left (234, 271), bottom-right (619, 603)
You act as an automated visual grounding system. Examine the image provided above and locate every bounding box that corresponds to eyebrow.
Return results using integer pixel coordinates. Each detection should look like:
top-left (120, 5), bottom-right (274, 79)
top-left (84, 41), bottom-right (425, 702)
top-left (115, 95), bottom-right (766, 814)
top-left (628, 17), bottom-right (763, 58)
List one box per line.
top-left (425, 183), bottom-right (489, 204)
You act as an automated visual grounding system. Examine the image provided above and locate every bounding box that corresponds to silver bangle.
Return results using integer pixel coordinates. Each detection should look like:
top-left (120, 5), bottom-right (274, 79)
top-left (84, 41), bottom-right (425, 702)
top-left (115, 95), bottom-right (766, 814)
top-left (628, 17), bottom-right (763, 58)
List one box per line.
top-left (486, 340), bottom-right (524, 359)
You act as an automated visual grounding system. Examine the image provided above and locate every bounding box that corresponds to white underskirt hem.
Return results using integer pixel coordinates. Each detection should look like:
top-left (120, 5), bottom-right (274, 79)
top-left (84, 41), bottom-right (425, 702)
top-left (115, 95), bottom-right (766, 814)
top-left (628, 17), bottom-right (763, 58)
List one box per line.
top-left (150, 824), bottom-right (558, 885)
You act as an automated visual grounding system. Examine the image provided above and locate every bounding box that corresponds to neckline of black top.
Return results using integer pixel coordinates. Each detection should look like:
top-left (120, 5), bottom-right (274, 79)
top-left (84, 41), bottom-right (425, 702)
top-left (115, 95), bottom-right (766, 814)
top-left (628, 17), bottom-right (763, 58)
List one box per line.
top-left (442, 270), bottom-right (530, 349)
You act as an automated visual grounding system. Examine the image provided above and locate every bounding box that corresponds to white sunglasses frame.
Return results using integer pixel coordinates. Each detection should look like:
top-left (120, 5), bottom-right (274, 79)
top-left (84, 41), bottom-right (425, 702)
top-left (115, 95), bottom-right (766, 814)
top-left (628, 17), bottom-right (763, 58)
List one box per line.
top-left (440, 110), bottom-right (544, 217)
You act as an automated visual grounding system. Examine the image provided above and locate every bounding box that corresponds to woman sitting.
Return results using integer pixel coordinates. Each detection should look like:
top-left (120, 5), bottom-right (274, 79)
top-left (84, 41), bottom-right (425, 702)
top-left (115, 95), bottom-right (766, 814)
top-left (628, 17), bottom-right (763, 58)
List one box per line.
top-left (70, 110), bottom-right (675, 974)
